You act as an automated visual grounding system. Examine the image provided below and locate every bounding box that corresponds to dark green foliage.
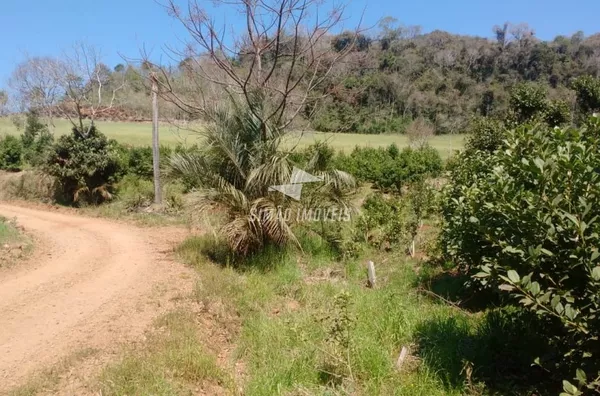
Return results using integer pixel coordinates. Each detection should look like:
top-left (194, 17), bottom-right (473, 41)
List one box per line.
top-left (417, 307), bottom-right (554, 394)
top-left (332, 32), bottom-right (371, 52)
top-left (509, 83), bottom-right (548, 123)
top-left (303, 141), bottom-right (336, 172)
top-left (440, 117), bottom-right (600, 392)
top-left (572, 76), bottom-right (600, 116)
top-left (334, 146), bottom-right (390, 183)
top-left (310, 28), bottom-right (600, 134)
top-left (0, 135), bottom-right (23, 171)
top-left (464, 117), bottom-right (505, 153)
top-left (336, 145), bottom-right (442, 192)
top-left (126, 146), bottom-right (154, 179)
top-left (44, 126), bottom-right (125, 204)
top-left (21, 111), bottom-right (54, 166)
top-left (543, 99), bottom-right (571, 127)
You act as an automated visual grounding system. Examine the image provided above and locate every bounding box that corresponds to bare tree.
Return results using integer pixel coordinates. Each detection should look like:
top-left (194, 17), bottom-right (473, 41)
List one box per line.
top-left (9, 56), bottom-right (63, 123)
top-left (152, 0), bottom-right (362, 136)
top-left (406, 116), bottom-right (435, 148)
top-left (509, 23), bottom-right (536, 48)
top-left (57, 43), bottom-right (126, 135)
top-left (9, 44), bottom-right (125, 135)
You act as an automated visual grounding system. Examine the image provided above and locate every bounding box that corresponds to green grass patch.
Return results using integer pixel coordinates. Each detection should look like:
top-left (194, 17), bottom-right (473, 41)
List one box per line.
top-left (0, 216), bottom-right (20, 245)
top-left (0, 215), bottom-right (32, 268)
top-left (0, 118), bottom-right (464, 157)
top-left (176, 235), bottom-right (477, 395)
top-left (98, 310), bottom-right (231, 395)
top-left (172, 229), bottom-right (551, 395)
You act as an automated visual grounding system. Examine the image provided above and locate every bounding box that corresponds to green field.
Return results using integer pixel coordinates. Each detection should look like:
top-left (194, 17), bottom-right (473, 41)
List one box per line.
top-left (0, 118), bottom-right (464, 158)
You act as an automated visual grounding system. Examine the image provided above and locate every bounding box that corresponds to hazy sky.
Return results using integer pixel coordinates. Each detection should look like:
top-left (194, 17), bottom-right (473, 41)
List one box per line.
top-left (1, 0), bottom-right (599, 85)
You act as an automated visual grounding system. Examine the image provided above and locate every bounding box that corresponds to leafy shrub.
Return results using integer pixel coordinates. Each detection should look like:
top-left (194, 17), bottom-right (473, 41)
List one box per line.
top-left (543, 99), bottom-right (571, 127)
top-left (464, 117), bottom-right (505, 153)
top-left (21, 111), bottom-right (54, 166)
top-left (126, 146), bottom-right (154, 179)
top-left (0, 135), bottom-right (23, 171)
top-left (335, 146), bottom-right (390, 183)
top-left (336, 145), bottom-right (442, 192)
top-left (509, 82), bottom-right (549, 123)
top-left (440, 117), bottom-right (600, 392)
top-left (507, 83), bottom-right (572, 128)
top-left (121, 144), bottom-right (175, 180)
top-left (115, 174), bottom-right (155, 210)
top-left (572, 76), bottom-right (600, 117)
top-left (289, 141), bottom-right (337, 171)
top-left (44, 126), bottom-right (125, 204)
top-left (354, 193), bottom-right (409, 250)
top-left (378, 146), bottom-right (443, 191)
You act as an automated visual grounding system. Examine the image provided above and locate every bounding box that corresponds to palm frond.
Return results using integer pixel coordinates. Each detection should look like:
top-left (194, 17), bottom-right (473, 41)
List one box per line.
top-left (246, 153), bottom-right (293, 198)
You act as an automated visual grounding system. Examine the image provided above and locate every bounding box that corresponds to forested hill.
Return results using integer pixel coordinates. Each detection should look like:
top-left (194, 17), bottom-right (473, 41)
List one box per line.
top-left (5, 22), bottom-right (600, 135)
top-left (313, 22), bottom-right (600, 134)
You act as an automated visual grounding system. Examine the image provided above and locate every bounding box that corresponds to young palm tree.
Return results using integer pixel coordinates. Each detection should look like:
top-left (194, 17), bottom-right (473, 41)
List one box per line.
top-left (168, 98), bottom-right (356, 255)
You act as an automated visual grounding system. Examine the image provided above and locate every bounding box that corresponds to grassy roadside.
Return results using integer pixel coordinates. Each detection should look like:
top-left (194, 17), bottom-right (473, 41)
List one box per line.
top-left (96, 230), bottom-right (479, 395)
top-left (97, 221), bottom-right (548, 396)
top-left (0, 215), bottom-right (32, 267)
top-left (98, 310), bottom-right (234, 395)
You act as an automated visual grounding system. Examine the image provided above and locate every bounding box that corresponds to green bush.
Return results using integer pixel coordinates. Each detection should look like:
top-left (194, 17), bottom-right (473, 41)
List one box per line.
top-left (44, 126), bottom-right (126, 204)
top-left (465, 117), bottom-right (505, 153)
top-left (21, 111), bottom-right (54, 166)
top-left (0, 135), bottom-right (23, 171)
top-left (543, 99), bottom-right (572, 127)
top-left (116, 174), bottom-right (155, 210)
top-left (440, 117), bottom-right (600, 392)
top-left (334, 146), bottom-right (390, 183)
top-left (509, 82), bottom-right (549, 124)
top-left (572, 76), bottom-right (600, 117)
top-left (335, 145), bottom-right (442, 192)
top-left (353, 193), bottom-right (409, 250)
top-left (126, 146), bottom-right (154, 179)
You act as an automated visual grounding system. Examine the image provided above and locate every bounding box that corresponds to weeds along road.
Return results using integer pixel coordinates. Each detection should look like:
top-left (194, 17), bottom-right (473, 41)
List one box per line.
top-left (0, 204), bottom-right (193, 392)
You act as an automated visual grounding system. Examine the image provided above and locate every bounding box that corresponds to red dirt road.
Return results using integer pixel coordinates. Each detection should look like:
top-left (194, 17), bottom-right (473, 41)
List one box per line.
top-left (0, 204), bottom-right (193, 392)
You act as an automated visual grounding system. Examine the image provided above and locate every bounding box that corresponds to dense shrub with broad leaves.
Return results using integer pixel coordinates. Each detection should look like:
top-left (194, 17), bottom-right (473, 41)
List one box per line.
top-left (440, 117), bottom-right (600, 393)
top-left (335, 144), bottom-right (442, 192)
top-left (44, 126), bottom-right (126, 204)
top-left (0, 135), bottom-right (23, 171)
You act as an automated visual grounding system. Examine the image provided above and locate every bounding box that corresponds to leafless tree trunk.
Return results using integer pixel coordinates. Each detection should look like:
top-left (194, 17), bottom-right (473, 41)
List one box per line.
top-left (151, 74), bottom-right (162, 205)
top-left (148, 0), bottom-right (363, 132)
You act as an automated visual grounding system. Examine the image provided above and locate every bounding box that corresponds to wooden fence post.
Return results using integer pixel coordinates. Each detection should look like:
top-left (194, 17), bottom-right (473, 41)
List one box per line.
top-left (367, 260), bottom-right (376, 288)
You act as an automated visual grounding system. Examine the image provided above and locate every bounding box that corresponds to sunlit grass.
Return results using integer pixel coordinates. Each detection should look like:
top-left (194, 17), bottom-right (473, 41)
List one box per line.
top-left (0, 117), bottom-right (464, 158)
top-left (98, 310), bottom-right (231, 395)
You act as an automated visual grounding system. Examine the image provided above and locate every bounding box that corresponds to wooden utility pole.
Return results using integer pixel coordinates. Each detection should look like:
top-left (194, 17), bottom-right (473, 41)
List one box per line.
top-left (151, 73), bottom-right (162, 205)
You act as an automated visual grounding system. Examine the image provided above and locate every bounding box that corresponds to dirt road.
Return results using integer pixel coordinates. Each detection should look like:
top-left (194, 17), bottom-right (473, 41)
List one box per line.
top-left (0, 204), bottom-right (193, 392)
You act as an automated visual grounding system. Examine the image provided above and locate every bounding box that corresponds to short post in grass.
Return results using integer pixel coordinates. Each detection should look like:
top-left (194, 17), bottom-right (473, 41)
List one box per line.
top-left (367, 260), bottom-right (376, 288)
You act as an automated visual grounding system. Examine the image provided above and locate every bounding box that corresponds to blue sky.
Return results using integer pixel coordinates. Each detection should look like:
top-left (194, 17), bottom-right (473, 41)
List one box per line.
top-left (1, 0), bottom-right (599, 86)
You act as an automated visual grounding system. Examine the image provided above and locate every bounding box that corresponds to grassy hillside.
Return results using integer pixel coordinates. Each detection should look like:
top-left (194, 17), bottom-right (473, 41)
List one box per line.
top-left (0, 118), bottom-right (464, 158)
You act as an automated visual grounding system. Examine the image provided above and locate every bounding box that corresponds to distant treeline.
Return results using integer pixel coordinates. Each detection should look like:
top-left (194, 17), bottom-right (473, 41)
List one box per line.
top-left (8, 20), bottom-right (600, 134)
